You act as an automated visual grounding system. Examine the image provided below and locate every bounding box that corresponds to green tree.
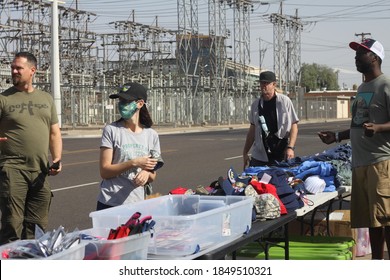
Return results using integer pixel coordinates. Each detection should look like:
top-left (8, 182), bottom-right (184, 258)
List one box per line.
top-left (300, 63), bottom-right (340, 92)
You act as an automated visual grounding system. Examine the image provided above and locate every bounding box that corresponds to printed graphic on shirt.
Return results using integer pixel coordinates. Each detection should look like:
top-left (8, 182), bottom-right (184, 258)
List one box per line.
top-left (119, 143), bottom-right (148, 180)
top-left (351, 92), bottom-right (374, 127)
top-left (8, 101), bottom-right (49, 115)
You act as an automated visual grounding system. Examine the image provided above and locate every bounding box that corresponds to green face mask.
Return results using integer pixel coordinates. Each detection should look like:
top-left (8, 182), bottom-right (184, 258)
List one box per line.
top-left (118, 101), bottom-right (138, 120)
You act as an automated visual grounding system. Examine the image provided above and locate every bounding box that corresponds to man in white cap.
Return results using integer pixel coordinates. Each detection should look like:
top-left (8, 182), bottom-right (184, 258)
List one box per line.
top-left (319, 38), bottom-right (390, 259)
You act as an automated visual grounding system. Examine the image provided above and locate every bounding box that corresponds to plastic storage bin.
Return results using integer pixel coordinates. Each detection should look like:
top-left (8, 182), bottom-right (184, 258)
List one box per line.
top-left (0, 239), bottom-right (87, 260)
top-left (81, 228), bottom-right (150, 260)
top-left (89, 195), bottom-right (254, 256)
top-left (237, 235), bottom-right (355, 260)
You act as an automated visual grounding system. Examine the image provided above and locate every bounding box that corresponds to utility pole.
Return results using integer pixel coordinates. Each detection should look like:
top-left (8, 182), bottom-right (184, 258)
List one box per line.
top-left (355, 32), bottom-right (371, 42)
top-left (258, 37), bottom-right (267, 70)
top-left (286, 40), bottom-right (290, 95)
top-left (50, 0), bottom-right (64, 128)
top-left (258, 37), bottom-right (261, 70)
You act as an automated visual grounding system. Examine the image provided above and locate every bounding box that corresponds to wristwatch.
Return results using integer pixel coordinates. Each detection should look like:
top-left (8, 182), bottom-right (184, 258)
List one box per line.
top-left (335, 132), bottom-right (341, 143)
top-left (287, 146), bottom-right (295, 150)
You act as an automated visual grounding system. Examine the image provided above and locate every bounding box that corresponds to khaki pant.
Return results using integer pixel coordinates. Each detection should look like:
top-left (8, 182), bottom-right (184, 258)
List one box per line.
top-left (0, 166), bottom-right (52, 245)
top-left (351, 160), bottom-right (390, 228)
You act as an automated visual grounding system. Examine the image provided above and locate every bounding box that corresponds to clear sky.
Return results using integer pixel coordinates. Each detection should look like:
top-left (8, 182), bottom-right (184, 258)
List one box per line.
top-left (74, 0), bottom-right (390, 89)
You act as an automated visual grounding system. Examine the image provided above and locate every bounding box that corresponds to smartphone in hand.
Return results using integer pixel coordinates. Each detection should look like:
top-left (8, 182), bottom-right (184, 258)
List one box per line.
top-left (48, 161), bottom-right (61, 175)
top-left (50, 161), bottom-right (60, 170)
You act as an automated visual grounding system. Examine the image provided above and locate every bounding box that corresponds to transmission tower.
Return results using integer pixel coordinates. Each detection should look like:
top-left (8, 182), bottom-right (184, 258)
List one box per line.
top-left (208, 0), bottom-right (228, 123)
top-left (227, 0), bottom-right (253, 124)
top-left (177, 0), bottom-right (200, 125)
top-left (0, 0), bottom-right (260, 127)
top-left (0, 0), bottom-right (98, 126)
top-left (270, 3), bottom-right (302, 95)
top-left (58, 5), bottom-right (98, 126)
top-left (99, 11), bottom-right (177, 124)
top-left (0, 1), bottom-right (52, 70)
top-left (288, 9), bottom-right (302, 93)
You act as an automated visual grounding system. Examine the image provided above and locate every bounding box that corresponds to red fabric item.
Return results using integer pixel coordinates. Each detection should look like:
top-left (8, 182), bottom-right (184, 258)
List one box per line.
top-left (169, 187), bottom-right (189, 194)
top-left (250, 180), bottom-right (287, 214)
top-left (107, 226), bottom-right (131, 240)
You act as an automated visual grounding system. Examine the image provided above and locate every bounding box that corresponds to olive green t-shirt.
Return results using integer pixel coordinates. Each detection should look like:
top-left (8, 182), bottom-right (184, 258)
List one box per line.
top-left (0, 87), bottom-right (58, 171)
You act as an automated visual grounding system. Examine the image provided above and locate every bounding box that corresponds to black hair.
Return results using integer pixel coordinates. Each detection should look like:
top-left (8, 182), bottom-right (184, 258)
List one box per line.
top-left (15, 51), bottom-right (38, 68)
top-left (139, 105), bottom-right (153, 128)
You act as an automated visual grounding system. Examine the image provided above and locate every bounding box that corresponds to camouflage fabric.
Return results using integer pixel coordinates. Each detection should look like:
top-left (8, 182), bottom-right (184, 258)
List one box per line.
top-left (244, 184), bottom-right (258, 198)
top-left (254, 193), bottom-right (281, 221)
top-left (244, 185), bottom-right (281, 221)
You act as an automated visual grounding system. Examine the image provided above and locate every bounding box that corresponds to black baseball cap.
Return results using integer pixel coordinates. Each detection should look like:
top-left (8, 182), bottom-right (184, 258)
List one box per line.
top-left (109, 82), bottom-right (147, 102)
top-left (259, 71), bottom-right (276, 82)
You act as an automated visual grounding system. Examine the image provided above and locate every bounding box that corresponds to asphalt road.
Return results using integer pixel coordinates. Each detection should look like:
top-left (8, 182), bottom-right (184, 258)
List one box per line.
top-left (47, 120), bottom-right (350, 231)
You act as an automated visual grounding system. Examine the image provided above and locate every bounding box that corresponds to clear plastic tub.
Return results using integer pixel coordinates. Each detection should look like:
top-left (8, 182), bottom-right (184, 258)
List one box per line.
top-left (81, 228), bottom-right (150, 260)
top-left (89, 195), bottom-right (253, 256)
top-left (0, 239), bottom-right (86, 260)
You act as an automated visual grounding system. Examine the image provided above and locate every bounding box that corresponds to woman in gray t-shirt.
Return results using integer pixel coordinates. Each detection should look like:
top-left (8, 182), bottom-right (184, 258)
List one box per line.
top-left (96, 82), bottom-right (162, 210)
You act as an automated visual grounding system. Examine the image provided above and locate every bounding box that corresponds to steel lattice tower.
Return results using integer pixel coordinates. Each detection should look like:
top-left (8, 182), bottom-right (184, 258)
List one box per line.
top-left (270, 11), bottom-right (287, 91)
top-left (232, 1), bottom-right (251, 93)
top-left (208, 0), bottom-right (228, 123)
top-left (0, 0), bottom-right (98, 126)
top-left (270, 4), bottom-right (302, 95)
top-left (228, 0), bottom-right (252, 124)
top-left (289, 10), bottom-right (302, 91)
top-left (0, 0), bottom-right (262, 127)
top-left (177, 0), bottom-right (200, 125)
top-left (99, 11), bottom-right (177, 124)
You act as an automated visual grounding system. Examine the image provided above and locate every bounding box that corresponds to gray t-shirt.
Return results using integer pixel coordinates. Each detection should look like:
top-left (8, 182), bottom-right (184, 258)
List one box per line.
top-left (350, 74), bottom-right (390, 168)
top-left (97, 121), bottom-right (161, 206)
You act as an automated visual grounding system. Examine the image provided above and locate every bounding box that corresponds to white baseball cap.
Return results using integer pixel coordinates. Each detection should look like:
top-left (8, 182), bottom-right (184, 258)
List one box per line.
top-left (349, 38), bottom-right (385, 61)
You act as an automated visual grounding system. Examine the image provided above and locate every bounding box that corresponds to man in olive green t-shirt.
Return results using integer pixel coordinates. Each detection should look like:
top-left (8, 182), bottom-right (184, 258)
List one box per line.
top-left (0, 52), bottom-right (62, 245)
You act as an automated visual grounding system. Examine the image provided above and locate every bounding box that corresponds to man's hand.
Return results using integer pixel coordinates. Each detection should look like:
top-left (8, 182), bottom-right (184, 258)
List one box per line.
top-left (363, 122), bottom-right (375, 137)
top-left (0, 137), bottom-right (7, 142)
top-left (48, 161), bottom-right (62, 176)
top-left (318, 131), bottom-right (336, 144)
top-left (285, 148), bottom-right (295, 160)
top-left (243, 154), bottom-right (250, 170)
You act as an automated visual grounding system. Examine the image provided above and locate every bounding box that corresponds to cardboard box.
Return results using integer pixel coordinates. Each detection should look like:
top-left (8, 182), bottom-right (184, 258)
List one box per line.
top-left (290, 210), bottom-right (353, 236)
top-left (316, 210), bottom-right (355, 237)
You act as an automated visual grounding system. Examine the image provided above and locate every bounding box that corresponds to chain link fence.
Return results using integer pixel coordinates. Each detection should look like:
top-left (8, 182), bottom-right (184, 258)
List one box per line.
top-left (61, 91), bottom-right (348, 129)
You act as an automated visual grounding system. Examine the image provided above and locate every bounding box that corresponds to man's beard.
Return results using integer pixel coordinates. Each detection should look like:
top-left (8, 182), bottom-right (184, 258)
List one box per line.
top-left (12, 76), bottom-right (21, 86)
top-left (356, 62), bottom-right (371, 74)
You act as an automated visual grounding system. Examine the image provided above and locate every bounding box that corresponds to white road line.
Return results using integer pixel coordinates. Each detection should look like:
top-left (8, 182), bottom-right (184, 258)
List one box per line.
top-left (224, 155), bottom-right (243, 160)
top-left (52, 182), bottom-right (99, 192)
